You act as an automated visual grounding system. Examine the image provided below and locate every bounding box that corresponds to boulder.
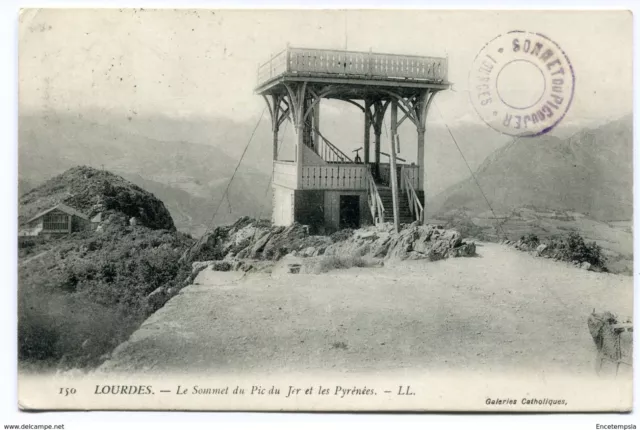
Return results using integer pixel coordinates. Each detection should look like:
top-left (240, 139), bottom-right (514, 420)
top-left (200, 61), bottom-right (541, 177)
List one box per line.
top-left (450, 241), bottom-right (476, 257)
top-left (534, 244), bottom-right (548, 256)
top-left (249, 232), bottom-right (272, 259)
top-left (426, 239), bottom-right (451, 261)
top-left (300, 246), bottom-right (317, 257)
top-left (386, 228), bottom-right (418, 260)
top-left (441, 229), bottom-right (462, 248)
top-left (235, 246), bottom-right (250, 259)
top-left (370, 236), bottom-right (392, 258)
top-left (354, 229), bottom-right (377, 240)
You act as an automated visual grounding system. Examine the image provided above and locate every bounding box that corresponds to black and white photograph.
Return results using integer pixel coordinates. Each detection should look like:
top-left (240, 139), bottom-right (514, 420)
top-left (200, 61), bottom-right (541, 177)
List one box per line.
top-left (15, 8), bottom-right (633, 412)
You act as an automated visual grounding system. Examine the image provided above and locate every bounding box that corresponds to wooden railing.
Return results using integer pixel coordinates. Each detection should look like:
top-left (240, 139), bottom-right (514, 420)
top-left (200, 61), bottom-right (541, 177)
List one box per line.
top-left (301, 164), bottom-right (367, 190)
top-left (366, 168), bottom-right (385, 224)
top-left (402, 169), bottom-right (423, 223)
top-left (257, 47), bottom-right (448, 87)
top-left (257, 49), bottom-right (288, 85)
top-left (400, 165), bottom-right (420, 190)
top-left (378, 161), bottom-right (417, 188)
top-left (312, 129), bottom-right (352, 163)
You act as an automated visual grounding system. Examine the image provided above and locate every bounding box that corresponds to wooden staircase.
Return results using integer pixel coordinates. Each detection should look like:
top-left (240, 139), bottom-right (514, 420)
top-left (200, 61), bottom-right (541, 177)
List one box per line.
top-left (377, 186), bottom-right (424, 224)
top-left (309, 129), bottom-right (353, 163)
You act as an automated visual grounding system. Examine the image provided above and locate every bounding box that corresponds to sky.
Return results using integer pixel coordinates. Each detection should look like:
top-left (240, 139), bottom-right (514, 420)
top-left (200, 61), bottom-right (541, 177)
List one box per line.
top-left (19, 9), bottom-right (632, 127)
top-left (17, 9), bottom-right (634, 196)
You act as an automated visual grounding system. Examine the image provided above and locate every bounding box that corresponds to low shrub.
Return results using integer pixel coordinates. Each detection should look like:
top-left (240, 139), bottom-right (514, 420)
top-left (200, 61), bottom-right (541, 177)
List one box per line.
top-left (311, 254), bottom-right (378, 274)
top-left (546, 232), bottom-right (605, 268)
top-left (513, 231), bottom-right (607, 270)
top-left (520, 233), bottom-right (540, 248)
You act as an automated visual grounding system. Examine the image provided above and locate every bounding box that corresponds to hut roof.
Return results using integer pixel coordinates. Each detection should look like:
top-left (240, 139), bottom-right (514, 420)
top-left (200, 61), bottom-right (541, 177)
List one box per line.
top-left (27, 203), bottom-right (89, 224)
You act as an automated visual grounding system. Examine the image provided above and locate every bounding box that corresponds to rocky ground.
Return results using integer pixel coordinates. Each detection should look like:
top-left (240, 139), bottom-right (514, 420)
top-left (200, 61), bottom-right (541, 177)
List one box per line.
top-left (99, 242), bottom-right (632, 378)
top-left (184, 217), bottom-right (477, 275)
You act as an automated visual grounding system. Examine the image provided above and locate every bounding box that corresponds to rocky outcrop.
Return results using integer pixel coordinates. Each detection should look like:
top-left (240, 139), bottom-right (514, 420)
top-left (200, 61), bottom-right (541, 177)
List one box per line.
top-left (323, 222), bottom-right (476, 261)
top-left (182, 217), bottom-right (333, 264)
top-left (185, 218), bottom-right (476, 275)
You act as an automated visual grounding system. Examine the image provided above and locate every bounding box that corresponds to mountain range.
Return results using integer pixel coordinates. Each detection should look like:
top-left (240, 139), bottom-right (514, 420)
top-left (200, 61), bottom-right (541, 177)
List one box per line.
top-left (430, 114), bottom-right (633, 222)
top-left (18, 106), bottom-right (511, 236)
top-left (19, 107), bottom-right (632, 238)
top-left (18, 110), bottom-right (275, 236)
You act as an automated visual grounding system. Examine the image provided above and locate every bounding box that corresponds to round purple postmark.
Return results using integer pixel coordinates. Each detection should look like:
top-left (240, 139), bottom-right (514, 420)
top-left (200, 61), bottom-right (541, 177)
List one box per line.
top-left (469, 31), bottom-right (575, 137)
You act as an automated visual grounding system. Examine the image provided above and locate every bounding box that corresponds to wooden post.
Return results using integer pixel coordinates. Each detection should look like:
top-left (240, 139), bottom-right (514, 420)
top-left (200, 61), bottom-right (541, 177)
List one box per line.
top-left (374, 130), bottom-right (381, 176)
top-left (263, 94), bottom-right (282, 162)
top-left (273, 124), bottom-right (279, 161)
top-left (371, 100), bottom-right (387, 180)
top-left (296, 123), bottom-right (304, 188)
top-left (313, 102), bottom-right (320, 151)
top-left (417, 91), bottom-right (428, 195)
top-left (285, 81), bottom-right (307, 189)
top-left (416, 89), bottom-right (435, 224)
top-left (302, 97), bottom-right (313, 148)
top-left (364, 100), bottom-right (371, 164)
top-left (417, 125), bottom-right (425, 200)
top-left (389, 100), bottom-right (400, 233)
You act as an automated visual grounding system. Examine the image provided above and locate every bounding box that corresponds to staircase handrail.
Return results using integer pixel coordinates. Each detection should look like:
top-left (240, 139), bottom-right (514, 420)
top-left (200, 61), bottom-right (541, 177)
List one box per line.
top-left (402, 168), bottom-right (424, 223)
top-left (366, 168), bottom-right (385, 224)
top-left (312, 128), bottom-right (353, 163)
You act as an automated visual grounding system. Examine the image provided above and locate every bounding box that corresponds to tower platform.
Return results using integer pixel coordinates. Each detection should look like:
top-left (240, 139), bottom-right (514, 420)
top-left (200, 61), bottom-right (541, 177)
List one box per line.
top-left (255, 46), bottom-right (450, 233)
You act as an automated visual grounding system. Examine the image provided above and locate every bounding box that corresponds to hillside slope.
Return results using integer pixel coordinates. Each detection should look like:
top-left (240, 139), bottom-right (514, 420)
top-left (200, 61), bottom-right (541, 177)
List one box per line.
top-left (18, 167), bottom-right (195, 369)
top-left (19, 166), bottom-right (175, 231)
top-left (431, 115), bottom-right (633, 222)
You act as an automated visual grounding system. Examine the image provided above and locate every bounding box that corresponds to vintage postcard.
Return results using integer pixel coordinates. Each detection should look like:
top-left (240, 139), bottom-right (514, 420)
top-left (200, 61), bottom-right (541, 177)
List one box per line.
top-left (17, 9), bottom-right (633, 411)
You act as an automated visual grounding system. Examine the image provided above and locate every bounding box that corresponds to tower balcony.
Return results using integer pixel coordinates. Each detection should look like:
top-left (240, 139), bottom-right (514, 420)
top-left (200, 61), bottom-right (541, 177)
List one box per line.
top-left (256, 46), bottom-right (448, 93)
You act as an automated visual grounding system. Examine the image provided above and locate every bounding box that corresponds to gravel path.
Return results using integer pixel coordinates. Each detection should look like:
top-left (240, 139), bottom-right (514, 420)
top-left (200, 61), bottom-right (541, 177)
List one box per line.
top-left (100, 243), bottom-right (632, 376)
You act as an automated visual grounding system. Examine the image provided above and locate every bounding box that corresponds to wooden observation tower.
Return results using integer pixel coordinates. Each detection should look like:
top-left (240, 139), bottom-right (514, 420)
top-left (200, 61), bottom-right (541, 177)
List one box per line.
top-left (256, 46), bottom-right (449, 233)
